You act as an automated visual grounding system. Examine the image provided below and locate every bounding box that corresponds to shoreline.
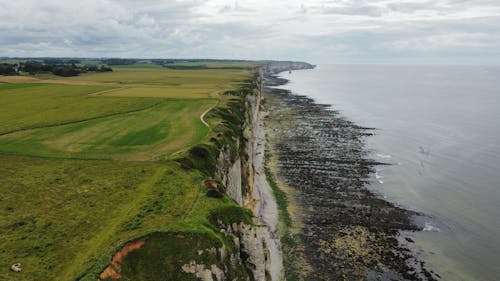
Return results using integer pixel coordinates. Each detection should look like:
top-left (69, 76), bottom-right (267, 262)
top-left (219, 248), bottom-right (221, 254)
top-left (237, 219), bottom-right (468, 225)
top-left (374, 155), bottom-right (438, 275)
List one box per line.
top-left (263, 120), bottom-right (312, 280)
top-left (263, 71), bottom-right (440, 280)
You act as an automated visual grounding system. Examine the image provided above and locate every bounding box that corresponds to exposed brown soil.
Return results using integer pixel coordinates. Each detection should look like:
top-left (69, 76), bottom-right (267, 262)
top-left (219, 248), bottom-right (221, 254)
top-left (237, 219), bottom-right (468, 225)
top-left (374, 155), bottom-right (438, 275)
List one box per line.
top-left (0, 76), bottom-right (41, 83)
top-left (203, 179), bottom-right (219, 189)
top-left (0, 75), bottom-right (108, 85)
top-left (99, 237), bottom-right (148, 280)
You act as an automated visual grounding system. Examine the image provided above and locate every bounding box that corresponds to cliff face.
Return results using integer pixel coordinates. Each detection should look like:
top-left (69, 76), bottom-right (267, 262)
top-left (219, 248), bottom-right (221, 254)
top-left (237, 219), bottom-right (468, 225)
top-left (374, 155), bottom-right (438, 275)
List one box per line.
top-left (217, 61), bottom-right (314, 205)
top-left (214, 82), bottom-right (261, 208)
top-left (215, 147), bottom-right (243, 205)
top-left (262, 61), bottom-right (315, 75)
top-left (213, 70), bottom-right (277, 281)
top-left (212, 62), bottom-right (314, 281)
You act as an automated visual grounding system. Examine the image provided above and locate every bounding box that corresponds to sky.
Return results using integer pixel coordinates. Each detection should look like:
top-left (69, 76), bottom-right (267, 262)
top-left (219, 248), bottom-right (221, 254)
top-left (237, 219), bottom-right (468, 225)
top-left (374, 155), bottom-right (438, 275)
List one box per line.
top-left (1, 0), bottom-right (500, 64)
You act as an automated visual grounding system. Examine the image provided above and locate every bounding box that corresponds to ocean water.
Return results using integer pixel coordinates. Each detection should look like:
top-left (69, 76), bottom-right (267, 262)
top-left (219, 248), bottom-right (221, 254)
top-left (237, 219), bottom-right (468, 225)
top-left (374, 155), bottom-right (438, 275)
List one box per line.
top-left (277, 64), bottom-right (500, 281)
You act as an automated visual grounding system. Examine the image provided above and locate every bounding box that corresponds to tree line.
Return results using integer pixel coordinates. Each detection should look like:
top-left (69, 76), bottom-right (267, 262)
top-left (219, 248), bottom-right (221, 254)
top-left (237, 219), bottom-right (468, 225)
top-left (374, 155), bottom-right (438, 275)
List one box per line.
top-left (0, 61), bottom-right (112, 77)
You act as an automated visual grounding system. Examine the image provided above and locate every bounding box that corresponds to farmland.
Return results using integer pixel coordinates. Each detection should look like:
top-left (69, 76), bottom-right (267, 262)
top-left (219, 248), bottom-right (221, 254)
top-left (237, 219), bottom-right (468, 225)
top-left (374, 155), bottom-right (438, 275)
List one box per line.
top-left (0, 66), bottom-right (253, 160)
top-left (0, 62), bottom-right (256, 280)
top-left (0, 97), bottom-right (214, 160)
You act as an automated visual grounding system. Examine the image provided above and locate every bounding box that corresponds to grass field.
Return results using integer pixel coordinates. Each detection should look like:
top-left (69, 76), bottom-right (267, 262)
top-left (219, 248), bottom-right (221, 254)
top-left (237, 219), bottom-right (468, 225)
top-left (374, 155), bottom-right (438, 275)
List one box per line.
top-left (58, 67), bottom-right (250, 88)
top-left (112, 63), bottom-right (165, 69)
top-left (98, 86), bottom-right (217, 99)
top-left (0, 99), bottom-right (215, 160)
top-left (0, 83), bottom-right (161, 135)
top-left (0, 155), bottom-right (245, 280)
top-left (0, 63), bottom-right (255, 280)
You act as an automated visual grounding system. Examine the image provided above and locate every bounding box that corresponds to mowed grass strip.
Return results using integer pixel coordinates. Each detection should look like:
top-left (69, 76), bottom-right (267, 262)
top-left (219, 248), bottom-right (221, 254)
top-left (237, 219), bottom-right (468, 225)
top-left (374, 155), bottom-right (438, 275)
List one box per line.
top-left (0, 99), bottom-right (216, 160)
top-left (0, 84), bottom-right (161, 135)
top-left (99, 86), bottom-right (215, 99)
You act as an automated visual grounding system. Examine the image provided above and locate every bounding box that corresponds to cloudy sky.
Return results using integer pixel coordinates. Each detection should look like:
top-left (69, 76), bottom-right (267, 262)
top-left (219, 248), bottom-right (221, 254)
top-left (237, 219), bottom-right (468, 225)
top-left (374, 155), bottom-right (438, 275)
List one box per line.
top-left (1, 0), bottom-right (500, 63)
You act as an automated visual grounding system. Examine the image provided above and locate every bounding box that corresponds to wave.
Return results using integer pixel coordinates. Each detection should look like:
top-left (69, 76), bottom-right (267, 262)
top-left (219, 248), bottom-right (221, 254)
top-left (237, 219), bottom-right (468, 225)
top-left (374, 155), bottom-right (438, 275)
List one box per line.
top-left (376, 153), bottom-right (392, 159)
top-left (375, 169), bottom-right (384, 184)
top-left (423, 222), bottom-right (441, 232)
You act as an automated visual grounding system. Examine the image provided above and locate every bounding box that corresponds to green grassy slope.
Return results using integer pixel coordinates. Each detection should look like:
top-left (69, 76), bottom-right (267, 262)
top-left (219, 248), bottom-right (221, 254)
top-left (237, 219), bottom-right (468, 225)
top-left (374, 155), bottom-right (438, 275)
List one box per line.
top-left (0, 65), bottom-right (256, 280)
top-left (0, 155), bottom-right (247, 280)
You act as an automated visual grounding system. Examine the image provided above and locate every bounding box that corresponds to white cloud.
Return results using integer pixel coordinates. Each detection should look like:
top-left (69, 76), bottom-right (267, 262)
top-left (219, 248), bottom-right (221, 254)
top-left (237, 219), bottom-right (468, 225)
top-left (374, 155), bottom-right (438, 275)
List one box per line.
top-left (385, 32), bottom-right (499, 50)
top-left (0, 0), bottom-right (499, 63)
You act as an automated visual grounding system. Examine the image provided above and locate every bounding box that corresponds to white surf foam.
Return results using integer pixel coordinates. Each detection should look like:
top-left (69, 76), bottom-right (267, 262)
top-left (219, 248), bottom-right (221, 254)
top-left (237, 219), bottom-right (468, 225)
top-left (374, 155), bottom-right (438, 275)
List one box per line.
top-left (423, 222), bottom-right (441, 232)
top-left (375, 170), bottom-right (384, 184)
top-left (376, 153), bottom-right (392, 159)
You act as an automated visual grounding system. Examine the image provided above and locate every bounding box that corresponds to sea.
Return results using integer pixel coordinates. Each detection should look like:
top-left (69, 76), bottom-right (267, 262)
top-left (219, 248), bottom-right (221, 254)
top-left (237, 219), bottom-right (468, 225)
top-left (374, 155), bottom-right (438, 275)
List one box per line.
top-left (277, 64), bottom-right (500, 281)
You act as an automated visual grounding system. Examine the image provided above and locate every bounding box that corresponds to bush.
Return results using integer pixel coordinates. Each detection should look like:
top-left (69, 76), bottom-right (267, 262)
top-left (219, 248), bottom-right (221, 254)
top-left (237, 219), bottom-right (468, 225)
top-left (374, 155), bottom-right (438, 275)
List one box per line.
top-left (0, 63), bottom-right (17, 75)
top-left (11, 61), bottom-right (113, 77)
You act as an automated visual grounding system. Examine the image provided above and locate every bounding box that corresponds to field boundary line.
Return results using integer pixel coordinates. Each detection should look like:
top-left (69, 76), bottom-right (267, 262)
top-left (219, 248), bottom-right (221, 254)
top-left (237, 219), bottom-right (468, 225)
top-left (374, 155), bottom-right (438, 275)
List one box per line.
top-left (88, 86), bottom-right (129, 96)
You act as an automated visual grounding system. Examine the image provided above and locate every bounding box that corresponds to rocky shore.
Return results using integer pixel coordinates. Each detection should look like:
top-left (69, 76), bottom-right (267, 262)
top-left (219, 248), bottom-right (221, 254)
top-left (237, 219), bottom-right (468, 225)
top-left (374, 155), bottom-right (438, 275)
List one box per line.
top-left (263, 73), bottom-right (441, 281)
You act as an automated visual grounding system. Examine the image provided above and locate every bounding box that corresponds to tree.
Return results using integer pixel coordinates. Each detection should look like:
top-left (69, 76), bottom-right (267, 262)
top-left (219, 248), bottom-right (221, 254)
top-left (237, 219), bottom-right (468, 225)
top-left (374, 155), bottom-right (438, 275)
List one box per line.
top-left (0, 63), bottom-right (18, 75)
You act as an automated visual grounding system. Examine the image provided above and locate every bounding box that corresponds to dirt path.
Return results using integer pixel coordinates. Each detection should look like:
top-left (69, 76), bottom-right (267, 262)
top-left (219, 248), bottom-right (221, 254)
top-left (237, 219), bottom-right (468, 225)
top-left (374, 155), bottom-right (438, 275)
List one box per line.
top-left (199, 104), bottom-right (216, 128)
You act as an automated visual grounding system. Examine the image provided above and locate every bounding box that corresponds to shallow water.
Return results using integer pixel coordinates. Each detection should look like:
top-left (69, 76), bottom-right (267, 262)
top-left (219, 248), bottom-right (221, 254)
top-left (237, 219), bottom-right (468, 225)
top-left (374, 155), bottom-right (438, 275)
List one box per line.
top-left (277, 64), bottom-right (500, 281)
